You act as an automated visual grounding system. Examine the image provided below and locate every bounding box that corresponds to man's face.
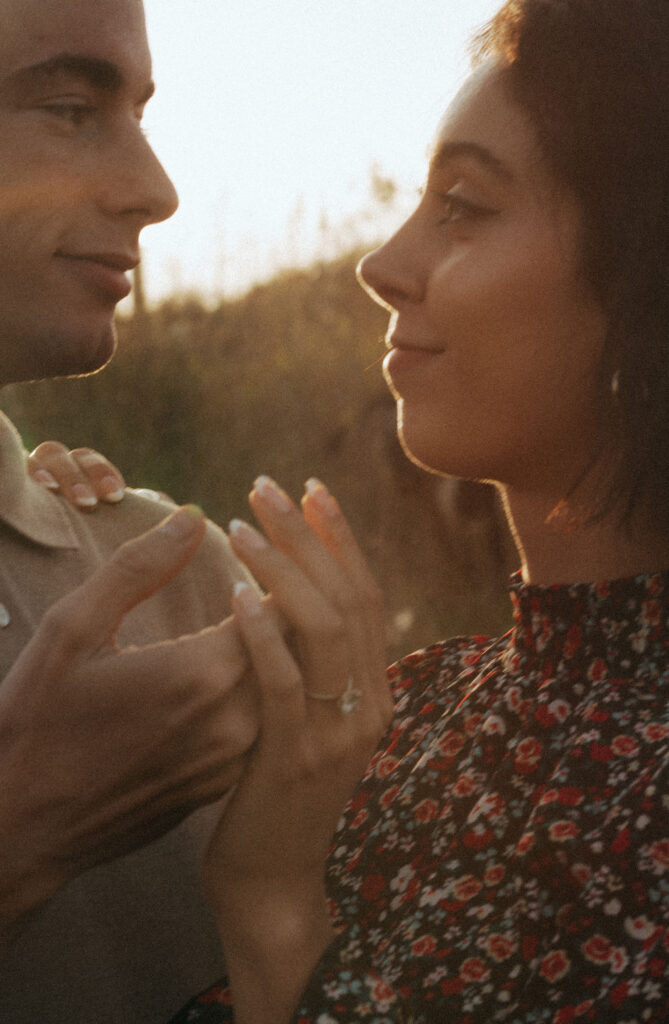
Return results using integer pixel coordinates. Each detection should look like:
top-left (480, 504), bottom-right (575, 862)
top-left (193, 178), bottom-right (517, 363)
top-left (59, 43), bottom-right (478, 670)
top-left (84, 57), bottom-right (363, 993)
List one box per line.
top-left (0, 0), bottom-right (177, 385)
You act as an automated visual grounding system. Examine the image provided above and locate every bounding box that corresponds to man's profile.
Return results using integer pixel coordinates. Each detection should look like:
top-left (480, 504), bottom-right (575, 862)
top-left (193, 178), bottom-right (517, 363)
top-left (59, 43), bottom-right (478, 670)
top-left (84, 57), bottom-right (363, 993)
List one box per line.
top-left (0, 1), bottom-right (255, 1020)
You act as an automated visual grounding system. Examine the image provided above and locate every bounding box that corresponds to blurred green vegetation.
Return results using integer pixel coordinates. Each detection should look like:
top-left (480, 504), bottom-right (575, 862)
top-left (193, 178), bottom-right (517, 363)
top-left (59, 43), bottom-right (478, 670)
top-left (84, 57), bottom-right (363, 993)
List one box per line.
top-left (1, 248), bottom-right (515, 660)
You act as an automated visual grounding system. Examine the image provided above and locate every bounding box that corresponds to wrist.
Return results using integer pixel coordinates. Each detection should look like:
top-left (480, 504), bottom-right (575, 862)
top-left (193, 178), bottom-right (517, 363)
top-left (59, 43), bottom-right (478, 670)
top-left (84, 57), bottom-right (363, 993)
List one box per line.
top-left (213, 887), bottom-right (336, 1024)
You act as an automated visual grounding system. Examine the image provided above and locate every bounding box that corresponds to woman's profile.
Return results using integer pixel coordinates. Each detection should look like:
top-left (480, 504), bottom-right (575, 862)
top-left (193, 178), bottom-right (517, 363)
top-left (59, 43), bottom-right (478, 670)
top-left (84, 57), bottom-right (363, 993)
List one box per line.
top-left (35, 0), bottom-right (669, 1020)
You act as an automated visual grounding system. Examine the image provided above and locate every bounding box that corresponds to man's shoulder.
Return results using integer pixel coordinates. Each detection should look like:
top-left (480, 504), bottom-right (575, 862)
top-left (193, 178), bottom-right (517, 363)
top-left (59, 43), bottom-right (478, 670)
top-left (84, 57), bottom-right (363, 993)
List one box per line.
top-left (59, 487), bottom-right (253, 625)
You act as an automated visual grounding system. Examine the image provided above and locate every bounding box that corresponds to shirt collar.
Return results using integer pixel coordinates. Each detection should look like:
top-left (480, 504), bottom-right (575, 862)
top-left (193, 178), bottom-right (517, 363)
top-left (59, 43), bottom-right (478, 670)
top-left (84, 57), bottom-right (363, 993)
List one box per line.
top-left (0, 411), bottom-right (79, 549)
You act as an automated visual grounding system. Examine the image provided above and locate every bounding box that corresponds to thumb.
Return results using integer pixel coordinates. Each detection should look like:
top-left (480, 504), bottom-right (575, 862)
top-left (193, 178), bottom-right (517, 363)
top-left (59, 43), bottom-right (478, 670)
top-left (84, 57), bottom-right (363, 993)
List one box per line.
top-left (52, 504), bottom-right (207, 656)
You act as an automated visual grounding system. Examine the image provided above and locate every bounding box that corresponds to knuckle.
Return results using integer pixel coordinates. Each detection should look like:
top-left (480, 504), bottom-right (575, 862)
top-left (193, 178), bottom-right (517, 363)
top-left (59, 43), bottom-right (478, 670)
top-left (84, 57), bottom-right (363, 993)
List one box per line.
top-left (41, 594), bottom-right (90, 653)
top-left (110, 544), bottom-right (153, 590)
top-left (312, 611), bottom-right (346, 645)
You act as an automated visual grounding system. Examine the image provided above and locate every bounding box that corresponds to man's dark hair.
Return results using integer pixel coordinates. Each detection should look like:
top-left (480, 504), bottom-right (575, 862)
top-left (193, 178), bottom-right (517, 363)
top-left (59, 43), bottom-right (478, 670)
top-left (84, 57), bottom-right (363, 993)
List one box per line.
top-left (473, 0), bottom-right (669, 528)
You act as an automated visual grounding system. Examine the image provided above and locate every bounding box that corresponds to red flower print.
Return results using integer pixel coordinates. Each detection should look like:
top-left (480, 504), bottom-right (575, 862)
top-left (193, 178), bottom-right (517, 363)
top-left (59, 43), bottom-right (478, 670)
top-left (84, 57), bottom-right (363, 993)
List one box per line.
top-left (516, 832), bottom-right (535, 854)
top-left (582, 935), bottom-right (612, 964)
top-left (588, 658), bottom-right (607, 682)
top-left (375, 755), bottom-right (398, 778)
top-left (647, 838), bottom-right (669, 872)
top-left (412, 934), bottom-right (437, 957)
top-left (484, 863), bottom-right (506, 887)
top-left (463, 827), bottom-right (494, 850)
top-left (643, 722), bottom-right (669, 742)
top-left (647, 573), bottom-right (663, 595)
top-left (548, 821), bottom-right (579, 842)
top-left (570, 863), bottom-right (592, 886)
top-left (535, 705), bottom-right (556, 728)
top-left (463, 712), bottom-right (483, 735)
top-left (440, 978), bottom-right (465, 995)
top-left (539, 950), bottom-right (571, 982)
top-left (590, 742), bottom-right (613, 763)
top-left (453, 874), bottom-right (483, 902)
top-left (459, 957), bottom-right (490, 982)
top-left (349, 788), bottom-right (369, 812)
top-left (609, 981), bottom-right (629, 1008)
top-left (642, 598), bottom-right (661, 625)
top-left (437, 729), bottom-right (465, 757)
top-left (380, 784), bottom-right (400, 809)
top-left (370, 978), bottom-right (395, 1003)
top-left (453, 773), bottom-right (476, 797)
top-left (624, 915), bottom-right (657, 941)
top-left (558, 787), bottom-right (584, 806)
top-left (487, 933), bottom-right (515, 961)
top-left (609, 947), bottom-right (629, 974)
top-left (351, 809), bottom-right (369, 828)
top-left (611, 827), bottom-right (631, 853)
top-left (361, 874), bottom-right (387, 900)
top-left (414, 798), bottom-right (439, 823)
top-left (482, 714), bottom-right (506, 735)
top-left (514, 737), bottom-right (542, 774)
top-left (553, 1002), bottom-right (593, 1024)
top-left (611, 735), bottom-right (639, 757)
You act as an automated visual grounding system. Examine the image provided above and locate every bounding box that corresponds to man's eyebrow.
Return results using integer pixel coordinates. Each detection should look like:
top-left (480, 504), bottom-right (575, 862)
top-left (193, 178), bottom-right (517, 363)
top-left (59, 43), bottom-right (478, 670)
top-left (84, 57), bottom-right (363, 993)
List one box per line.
top-left (4, 53), bottom-right (155, 103)
top-left (428, 140), bottom-right (514, 183)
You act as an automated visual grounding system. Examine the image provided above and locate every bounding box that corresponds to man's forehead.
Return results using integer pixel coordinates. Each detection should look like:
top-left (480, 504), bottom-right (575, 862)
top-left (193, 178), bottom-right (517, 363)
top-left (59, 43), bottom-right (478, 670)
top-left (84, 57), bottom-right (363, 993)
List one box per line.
top-left (0, 0), bottom-right (149, 81)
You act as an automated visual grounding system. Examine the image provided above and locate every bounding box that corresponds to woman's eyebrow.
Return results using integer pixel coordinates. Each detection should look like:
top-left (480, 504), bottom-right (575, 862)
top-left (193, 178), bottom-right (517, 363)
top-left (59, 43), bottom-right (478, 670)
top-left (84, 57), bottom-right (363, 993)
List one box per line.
top-left (428, 140), bottom-right (515, 184)
top-left (1, 53), bottom-right (155, 104)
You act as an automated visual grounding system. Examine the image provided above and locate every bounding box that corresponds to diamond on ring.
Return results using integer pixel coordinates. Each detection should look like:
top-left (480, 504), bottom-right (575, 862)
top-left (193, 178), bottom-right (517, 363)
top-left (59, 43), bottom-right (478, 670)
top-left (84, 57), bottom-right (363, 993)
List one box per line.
top-left (305, 675), bottom-right (362, 714)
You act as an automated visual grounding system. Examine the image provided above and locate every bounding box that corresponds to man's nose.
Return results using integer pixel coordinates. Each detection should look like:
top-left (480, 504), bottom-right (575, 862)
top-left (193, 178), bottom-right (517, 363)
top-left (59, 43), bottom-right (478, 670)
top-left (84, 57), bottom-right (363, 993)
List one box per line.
top-left (97, 124), bottom-right (179, 227)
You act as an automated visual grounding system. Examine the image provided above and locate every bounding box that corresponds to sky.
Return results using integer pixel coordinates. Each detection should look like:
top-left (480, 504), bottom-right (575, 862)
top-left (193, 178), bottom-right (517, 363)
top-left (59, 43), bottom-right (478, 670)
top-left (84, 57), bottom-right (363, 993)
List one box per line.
top-left (136, 0), bottom-right (501, 304)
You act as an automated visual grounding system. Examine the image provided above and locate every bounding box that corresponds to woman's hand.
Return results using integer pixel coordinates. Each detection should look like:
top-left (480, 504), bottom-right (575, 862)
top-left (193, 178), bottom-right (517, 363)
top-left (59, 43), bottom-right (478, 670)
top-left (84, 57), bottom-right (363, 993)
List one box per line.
top-left (204, 475), bottom-right (393, 1024)
top-left (27, 442), bottom-right (125, 508)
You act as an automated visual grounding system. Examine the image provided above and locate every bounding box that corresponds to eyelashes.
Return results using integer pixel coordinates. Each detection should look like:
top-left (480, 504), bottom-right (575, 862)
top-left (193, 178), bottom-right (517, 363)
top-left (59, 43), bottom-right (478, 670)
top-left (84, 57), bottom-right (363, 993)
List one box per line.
top-left (431, 190), bottom-right (498, 225)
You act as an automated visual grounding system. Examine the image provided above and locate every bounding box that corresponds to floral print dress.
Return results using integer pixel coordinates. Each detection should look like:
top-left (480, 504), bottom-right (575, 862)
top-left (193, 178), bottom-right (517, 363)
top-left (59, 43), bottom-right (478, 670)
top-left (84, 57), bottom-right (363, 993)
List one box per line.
top-left (170, 571), bottom-right (669, 1023)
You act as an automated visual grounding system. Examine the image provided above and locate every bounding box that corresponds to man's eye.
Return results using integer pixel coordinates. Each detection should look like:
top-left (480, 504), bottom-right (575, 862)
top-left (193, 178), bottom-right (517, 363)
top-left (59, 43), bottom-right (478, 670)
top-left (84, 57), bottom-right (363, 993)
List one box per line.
top-left (40, 103), bottom-right (96, 126)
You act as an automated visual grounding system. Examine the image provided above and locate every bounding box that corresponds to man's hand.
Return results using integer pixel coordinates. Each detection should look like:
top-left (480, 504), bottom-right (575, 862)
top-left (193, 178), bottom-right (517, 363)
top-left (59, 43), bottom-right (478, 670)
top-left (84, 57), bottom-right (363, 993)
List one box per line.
top-left (0, 505), bottom-right (257, 955)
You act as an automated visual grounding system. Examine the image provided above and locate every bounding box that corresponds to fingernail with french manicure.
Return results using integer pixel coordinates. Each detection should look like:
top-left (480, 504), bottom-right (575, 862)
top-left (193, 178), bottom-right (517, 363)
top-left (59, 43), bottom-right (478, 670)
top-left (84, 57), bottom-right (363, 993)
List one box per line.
top-left (72, 483), bottom-right (97, 507)
top-left (101, 476), bottom-right (125, 502)
top-left (159, 504), bottom-right (204, 538)
top-left (233, 581), bottom-right (262, 615)
top-left (229, 518), bottom-right (268, 551)
top-left (33, 469), bottom-right (59, 490)
top-left (253, 475), bottom-right (292, 513)
top-left (305, 477), bottom-right (339, 517)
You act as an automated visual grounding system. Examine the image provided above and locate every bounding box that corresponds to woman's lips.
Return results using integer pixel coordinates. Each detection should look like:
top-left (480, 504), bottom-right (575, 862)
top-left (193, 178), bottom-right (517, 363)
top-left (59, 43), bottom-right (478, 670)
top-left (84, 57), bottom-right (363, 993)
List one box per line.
top-left (383, 341), bottom-right (445, 378)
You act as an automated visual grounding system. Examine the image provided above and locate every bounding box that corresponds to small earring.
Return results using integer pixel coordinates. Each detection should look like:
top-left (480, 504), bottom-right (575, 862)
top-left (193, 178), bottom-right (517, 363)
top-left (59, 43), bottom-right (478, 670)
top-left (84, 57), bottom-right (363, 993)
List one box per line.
top-left (545, 498), bottom-right (589, 534)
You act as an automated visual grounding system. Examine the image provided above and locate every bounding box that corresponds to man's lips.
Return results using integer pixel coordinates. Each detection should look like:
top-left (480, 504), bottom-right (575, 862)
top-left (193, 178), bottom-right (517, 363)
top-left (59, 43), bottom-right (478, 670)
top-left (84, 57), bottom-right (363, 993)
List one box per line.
top-left (55, 251), bottom-right (139, 301)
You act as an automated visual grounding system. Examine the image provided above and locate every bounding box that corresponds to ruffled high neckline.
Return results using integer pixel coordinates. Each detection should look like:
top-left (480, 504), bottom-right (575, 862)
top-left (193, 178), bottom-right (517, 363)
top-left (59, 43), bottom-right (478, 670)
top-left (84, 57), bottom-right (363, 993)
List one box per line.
top-left (508, 570), bottom-right (669, 676)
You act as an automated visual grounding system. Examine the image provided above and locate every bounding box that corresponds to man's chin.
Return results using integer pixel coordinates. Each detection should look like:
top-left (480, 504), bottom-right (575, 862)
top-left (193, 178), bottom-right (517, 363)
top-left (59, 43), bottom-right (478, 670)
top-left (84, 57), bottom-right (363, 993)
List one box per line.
top-left (35, 322), bottom-right (117, 383)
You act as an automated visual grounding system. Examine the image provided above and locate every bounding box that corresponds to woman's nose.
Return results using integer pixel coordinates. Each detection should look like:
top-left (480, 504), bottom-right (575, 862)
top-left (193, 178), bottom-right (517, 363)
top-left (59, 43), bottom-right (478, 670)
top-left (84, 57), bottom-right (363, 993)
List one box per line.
top-left (357, 219), bottom-right (424, 311)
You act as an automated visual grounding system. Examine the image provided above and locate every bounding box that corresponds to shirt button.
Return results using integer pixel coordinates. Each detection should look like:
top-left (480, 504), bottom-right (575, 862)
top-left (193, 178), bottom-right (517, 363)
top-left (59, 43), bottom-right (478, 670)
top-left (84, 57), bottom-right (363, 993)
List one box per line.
top-left (0, 604), bottom-right (10, 628)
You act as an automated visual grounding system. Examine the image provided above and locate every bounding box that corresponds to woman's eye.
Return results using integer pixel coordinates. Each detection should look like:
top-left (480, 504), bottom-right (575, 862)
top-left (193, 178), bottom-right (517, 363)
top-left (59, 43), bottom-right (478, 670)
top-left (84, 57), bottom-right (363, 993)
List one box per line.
top-left (435, 193), bottom-right (490, 224)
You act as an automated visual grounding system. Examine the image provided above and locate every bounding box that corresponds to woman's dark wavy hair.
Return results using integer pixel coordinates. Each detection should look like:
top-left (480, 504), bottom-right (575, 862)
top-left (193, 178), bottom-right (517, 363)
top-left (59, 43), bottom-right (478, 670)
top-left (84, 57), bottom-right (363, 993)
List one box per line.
top-left (473, 0), bottom-right (669, 529)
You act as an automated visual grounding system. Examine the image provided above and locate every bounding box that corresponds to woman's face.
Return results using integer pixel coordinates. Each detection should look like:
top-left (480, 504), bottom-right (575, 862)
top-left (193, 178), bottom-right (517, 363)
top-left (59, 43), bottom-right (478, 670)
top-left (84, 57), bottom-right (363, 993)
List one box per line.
top-left (358, 65), bottom-right (608, 496)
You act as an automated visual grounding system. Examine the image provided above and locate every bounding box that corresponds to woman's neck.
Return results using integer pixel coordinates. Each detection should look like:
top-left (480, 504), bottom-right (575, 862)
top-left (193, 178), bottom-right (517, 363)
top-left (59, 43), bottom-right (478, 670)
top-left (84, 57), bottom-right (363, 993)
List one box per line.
top-left (500, 485), bottom-right (669, 586)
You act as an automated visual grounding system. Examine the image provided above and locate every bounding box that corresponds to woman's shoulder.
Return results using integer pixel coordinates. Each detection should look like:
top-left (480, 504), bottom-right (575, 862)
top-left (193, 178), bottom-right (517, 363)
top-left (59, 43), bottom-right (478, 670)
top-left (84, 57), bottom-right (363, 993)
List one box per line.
top-left (388, 632), bottom-right (508, 707)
